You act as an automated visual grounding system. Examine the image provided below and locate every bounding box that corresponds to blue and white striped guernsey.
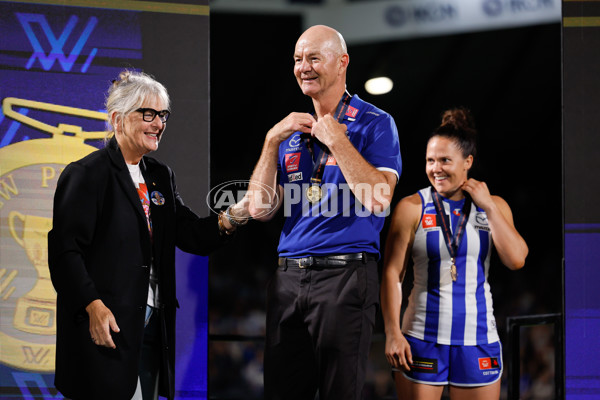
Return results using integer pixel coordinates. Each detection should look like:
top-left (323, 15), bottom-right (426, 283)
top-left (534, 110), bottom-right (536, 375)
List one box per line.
top-left (402, 187), bottom-right (499, 346)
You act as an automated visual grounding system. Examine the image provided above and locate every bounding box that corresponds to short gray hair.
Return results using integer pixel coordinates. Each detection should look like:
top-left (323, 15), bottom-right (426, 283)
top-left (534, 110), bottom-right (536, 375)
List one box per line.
top-left (105, 70), bottom-right (170, 140)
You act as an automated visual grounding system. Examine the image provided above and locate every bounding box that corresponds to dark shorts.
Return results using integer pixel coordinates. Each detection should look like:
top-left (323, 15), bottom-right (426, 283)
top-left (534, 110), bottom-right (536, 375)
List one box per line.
top-left (395, 335), bottom-right (503, 386)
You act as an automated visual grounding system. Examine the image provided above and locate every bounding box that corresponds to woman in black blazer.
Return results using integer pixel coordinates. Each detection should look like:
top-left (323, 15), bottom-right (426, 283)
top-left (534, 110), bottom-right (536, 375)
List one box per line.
top-left (48, 70), bottom-right (245, 400)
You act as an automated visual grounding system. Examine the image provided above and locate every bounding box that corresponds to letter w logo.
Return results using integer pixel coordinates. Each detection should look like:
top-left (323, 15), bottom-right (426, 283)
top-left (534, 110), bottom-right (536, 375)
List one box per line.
top-left (16, 13), bottom-right (98, 73)
top-left (22, 346), bottom-right (50, 365)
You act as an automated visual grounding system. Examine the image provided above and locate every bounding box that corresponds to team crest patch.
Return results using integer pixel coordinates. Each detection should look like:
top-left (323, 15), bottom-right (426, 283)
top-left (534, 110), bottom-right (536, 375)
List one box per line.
top-left (285, 152), bottom-right (301, 172)
top-left (475, 212), bottom-right (488, 225)
top-left (422, 214), bottom-right (437, 229)
top-left (288, 134), bottom-right (301, 148)
top-left (288, 172), bottom-right (303, 182)
top-left (326, 155), bottom-right (337, 166)
top-left (478, 357), bottom-right (500, 370)
top-left (410, 357), bottom-right (438, 374)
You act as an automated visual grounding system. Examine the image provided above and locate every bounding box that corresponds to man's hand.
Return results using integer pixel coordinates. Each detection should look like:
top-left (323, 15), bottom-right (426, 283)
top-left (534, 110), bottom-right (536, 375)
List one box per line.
top-left (86, 299), bottom-right (120, 349)
top-left (267, 112), bottom-right (316, 143)
top-left (311, 114), bottom-right (347, 148)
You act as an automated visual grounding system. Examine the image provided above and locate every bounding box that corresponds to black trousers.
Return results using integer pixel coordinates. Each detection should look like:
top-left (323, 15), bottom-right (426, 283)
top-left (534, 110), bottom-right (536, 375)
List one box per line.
top-left (264, 259), bottom-right (379, 400)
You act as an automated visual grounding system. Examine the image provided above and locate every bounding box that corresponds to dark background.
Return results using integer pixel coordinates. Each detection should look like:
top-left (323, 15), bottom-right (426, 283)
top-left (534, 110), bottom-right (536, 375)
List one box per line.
top-left (208, 12), bottom-right (562, 399)
top-left (562, 1), bottom-right (600, 397)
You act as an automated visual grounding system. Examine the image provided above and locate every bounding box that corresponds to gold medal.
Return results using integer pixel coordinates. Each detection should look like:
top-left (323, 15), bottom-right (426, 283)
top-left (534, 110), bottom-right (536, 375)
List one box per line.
top-left (451, 258), bottom-right (457, 281)
top-left (306, 184), bottom-right (322, 202)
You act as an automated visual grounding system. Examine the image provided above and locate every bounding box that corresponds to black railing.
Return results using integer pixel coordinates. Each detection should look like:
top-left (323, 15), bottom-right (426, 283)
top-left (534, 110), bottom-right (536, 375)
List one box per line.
top-left (506, 313), bottom-right (563, 400)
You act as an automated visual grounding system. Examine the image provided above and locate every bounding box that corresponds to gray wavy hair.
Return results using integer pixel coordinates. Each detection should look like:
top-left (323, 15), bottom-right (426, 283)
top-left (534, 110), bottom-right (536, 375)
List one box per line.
top-left (105, 70), bottom-right (170, 141)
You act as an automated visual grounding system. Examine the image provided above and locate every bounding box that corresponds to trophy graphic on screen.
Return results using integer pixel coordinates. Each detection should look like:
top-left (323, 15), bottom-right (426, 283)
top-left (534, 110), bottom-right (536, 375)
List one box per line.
top-left (0, 97), bottom-right (106, 371)
top-left (9, 211), bottom-right (54, 335)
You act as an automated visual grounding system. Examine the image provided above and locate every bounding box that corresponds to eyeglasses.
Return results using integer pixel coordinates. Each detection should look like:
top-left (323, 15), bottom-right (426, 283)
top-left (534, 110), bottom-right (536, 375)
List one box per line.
top-left (136, 108), bottom-right (171, 123)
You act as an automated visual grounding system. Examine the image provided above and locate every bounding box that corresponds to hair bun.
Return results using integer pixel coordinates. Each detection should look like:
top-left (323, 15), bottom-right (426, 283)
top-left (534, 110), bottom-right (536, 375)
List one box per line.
top-left (431, 107), bottom-right (478, 159)
top-left (112, 70), bottom-right (132, 87)
top-left (440, 107), bottom-right (475, 134)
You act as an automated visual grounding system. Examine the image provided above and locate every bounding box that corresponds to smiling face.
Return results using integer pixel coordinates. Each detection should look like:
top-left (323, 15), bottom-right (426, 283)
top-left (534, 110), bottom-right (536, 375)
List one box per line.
top-left (113, 96), bottom-right (167, 164)
top-left (426, 135), bottom-right (473, 200)
top-left (293, 26), bottom-right (348, 100)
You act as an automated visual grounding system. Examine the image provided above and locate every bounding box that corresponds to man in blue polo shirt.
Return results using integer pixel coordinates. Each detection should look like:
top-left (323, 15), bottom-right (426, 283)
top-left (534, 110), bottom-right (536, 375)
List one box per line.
top-left (247, 25), bottom-right (402, 399)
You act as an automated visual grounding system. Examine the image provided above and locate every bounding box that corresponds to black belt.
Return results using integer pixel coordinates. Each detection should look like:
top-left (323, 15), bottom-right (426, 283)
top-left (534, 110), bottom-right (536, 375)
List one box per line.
top-left (278, 252), bottom-right (377, 269)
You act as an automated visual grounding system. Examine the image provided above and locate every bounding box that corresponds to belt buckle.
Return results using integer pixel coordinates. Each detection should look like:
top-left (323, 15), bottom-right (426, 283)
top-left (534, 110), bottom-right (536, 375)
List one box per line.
top-left (299, 256), bottom-right (313, 269)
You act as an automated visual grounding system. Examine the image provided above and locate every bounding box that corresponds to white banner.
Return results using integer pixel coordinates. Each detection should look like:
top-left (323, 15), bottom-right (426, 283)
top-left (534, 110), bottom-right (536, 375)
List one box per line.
top-left (304, 0), bottom-right (561, 44)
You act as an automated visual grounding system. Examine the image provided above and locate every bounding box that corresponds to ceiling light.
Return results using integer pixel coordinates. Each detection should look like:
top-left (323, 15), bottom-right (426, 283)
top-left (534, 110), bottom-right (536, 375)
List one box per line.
top-left (365, 77), bottom-right (393, 95)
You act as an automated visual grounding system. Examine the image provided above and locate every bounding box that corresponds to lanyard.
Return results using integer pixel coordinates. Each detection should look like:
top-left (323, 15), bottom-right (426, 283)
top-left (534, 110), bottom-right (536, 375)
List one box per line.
top-left (431, 189), bottom-right (471, 281)
top-left (305, 91), bottom-right (352, 188)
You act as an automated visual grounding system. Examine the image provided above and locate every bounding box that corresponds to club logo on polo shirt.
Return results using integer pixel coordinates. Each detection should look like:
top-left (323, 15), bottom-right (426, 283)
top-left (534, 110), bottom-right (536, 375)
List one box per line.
top-left (286, 134), bottom-right (301, 151)
top-left (285, 153), bottom-right (301, 172)
top-left (326, 155), bottom-right (337, 166)
top-left (289, 135), bottom-right (301, 147)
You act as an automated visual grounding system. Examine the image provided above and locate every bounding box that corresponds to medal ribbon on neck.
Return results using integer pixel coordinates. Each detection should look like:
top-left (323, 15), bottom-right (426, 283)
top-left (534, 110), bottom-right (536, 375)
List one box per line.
top-left (431, 189), bottom-right (471, 282)
top-left (305, 91), bottom-right (352, 194)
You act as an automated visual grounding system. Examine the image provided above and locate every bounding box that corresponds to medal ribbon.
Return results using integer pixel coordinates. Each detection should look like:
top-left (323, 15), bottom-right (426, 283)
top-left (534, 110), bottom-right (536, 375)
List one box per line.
top-left (305, 91), bottom-right (352, 187)
top-left (431, 189), bottom-right (471, 279)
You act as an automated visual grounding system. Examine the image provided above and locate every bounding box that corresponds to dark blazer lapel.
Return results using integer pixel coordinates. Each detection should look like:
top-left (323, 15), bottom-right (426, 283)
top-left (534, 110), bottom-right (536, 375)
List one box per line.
top-left (106, 139), bottom-right (152, 245)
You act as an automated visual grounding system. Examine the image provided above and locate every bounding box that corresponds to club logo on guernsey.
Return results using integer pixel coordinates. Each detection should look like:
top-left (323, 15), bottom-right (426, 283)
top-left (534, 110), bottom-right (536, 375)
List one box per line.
top-left (475, 212), bottom-right (490, 231)
top-left (422, 214), bottom-right (437, 230)
top-left (475, 212), bottom-right (488, 225)
top-left (285, 153), bottom-right (301, 172)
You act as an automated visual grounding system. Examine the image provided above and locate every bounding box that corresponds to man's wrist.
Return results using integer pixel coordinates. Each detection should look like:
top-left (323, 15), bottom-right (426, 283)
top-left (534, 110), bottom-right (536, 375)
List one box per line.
top-left (225, 204), bottom-right (250, 227)
top-left (218, 211), bottom-right (235, 235)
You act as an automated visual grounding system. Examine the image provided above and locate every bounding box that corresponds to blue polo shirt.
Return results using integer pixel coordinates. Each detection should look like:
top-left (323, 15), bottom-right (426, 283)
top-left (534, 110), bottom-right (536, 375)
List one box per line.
top-left (276, 94), bottom-right (402, 258)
